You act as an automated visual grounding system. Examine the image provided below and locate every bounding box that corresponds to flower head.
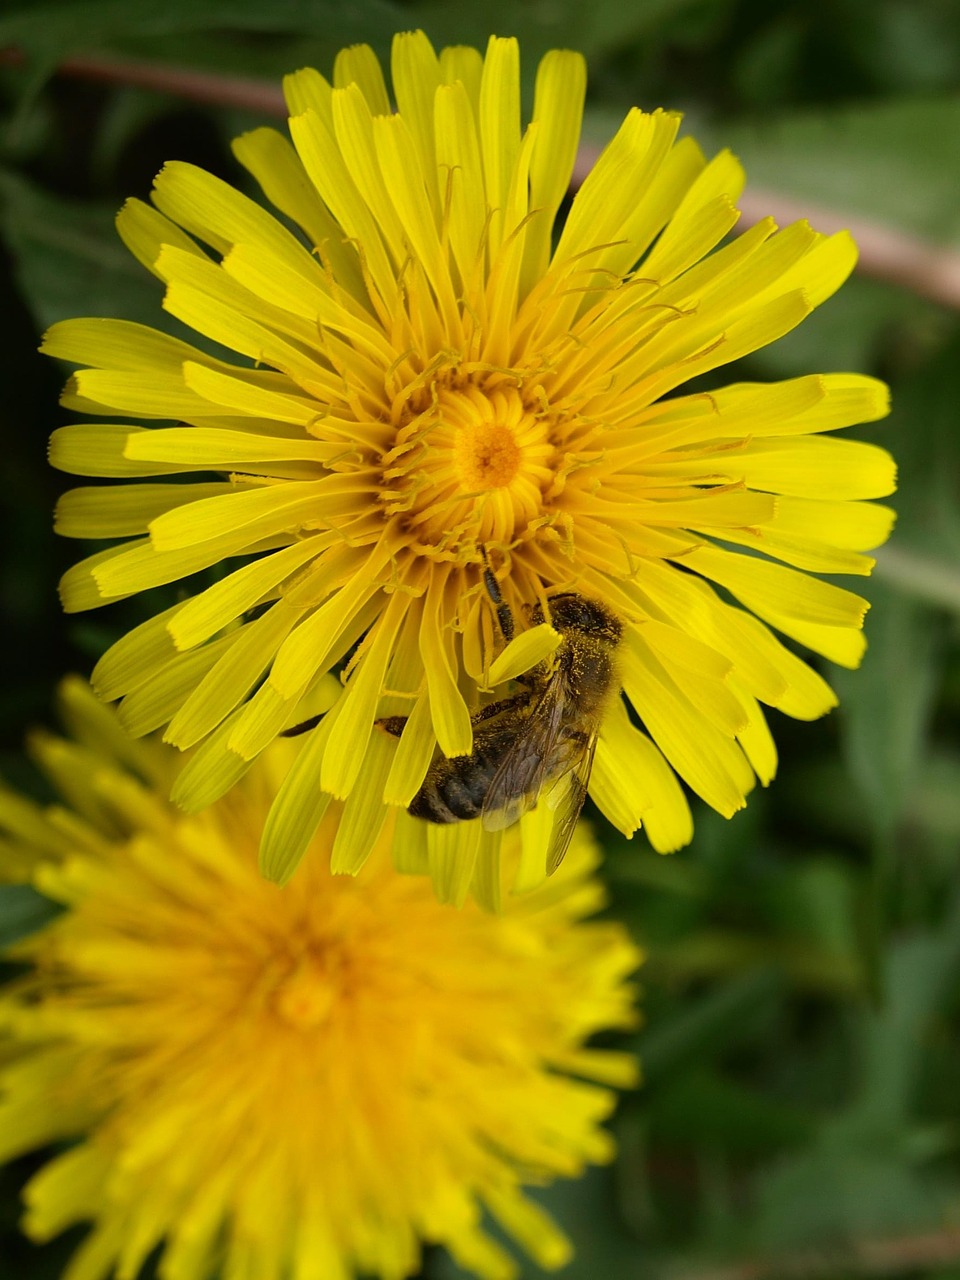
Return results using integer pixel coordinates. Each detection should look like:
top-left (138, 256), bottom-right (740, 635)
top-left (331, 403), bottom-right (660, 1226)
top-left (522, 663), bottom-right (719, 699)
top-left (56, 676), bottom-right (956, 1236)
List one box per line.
top-left (47, 32), bottom-right (895, 891)
top-left (0, 678), bottom-right (640, 1280)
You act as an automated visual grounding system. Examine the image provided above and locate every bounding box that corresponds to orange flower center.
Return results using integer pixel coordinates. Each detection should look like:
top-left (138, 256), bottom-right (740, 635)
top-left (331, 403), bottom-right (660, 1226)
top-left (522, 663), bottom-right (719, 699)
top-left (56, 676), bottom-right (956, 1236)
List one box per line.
top-left (454, 418), bottom-right (522, 491)
top-left (273, 956), bottom-right (338, 1029)
top-left (380, 383), bottom-right (556, 553)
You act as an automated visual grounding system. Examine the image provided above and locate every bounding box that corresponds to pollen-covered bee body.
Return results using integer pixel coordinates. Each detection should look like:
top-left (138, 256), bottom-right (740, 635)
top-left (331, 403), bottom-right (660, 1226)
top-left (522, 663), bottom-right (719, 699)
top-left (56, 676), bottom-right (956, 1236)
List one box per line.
top-left (400, 592), bottom-right (622, 872)
top-left (407, 703), bottom-right (537, 824)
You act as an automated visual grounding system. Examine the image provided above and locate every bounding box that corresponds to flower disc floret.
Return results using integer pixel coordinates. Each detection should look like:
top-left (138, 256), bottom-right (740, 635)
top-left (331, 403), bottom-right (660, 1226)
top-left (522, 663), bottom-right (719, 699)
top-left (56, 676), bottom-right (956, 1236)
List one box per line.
top-left (0, 679), bottom-right (641, 1280)
top-left (380, 383), bottom-right (555, 548)
top-left (45, 31), bottom-right (896, 895)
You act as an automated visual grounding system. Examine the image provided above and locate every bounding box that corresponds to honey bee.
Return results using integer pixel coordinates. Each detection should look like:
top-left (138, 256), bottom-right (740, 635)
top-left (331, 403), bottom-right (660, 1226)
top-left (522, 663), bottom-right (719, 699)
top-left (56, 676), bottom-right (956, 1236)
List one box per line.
top-left (380, 573), bottom-right (622, 874)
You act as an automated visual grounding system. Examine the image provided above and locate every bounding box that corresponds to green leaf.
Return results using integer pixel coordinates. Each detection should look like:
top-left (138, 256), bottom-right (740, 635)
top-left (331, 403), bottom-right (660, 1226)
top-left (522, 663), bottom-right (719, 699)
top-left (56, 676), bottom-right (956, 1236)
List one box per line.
top-left (431, 1165), bottom-right (655, 1280)
top-left (0, 167), bottom-right (164, 331)
top-left (753, 900), bottom-right (960, 1251)
top-left (754, 1131), bottom-right (951, 1251)
top-left (410, 0), bottom-right (712, 62)
top-left (0, 168), bottom-right (246, 354)
top-left (0, 883), bottom-right (61, 947)
top-left (649, 1070), bottom-right (815, 1152)
top-left (639, 970), bottom-right (782, 1081)
top-left (766, 857), bottom-right (860, 960)
top-left (834, 581), bottom-right (943, 842)
top-left (910, 750), bottom-right (960, 839)
top-left (0, 0), bottom-right (405, 121)
top-left (882, 335), bottom-right (960, 567)
top-left (875, 544), bottom-right (960, 615)
top-left (605, 838), bottom-right (708, 898)
top-left (854, 901), bottom-right (960, 1131)
top-left (741, 274), bottom-right (926, 379)
top-left (718, 97), bottom-right (960, 243)
top-left (0, 0), bottom-right (404, 54)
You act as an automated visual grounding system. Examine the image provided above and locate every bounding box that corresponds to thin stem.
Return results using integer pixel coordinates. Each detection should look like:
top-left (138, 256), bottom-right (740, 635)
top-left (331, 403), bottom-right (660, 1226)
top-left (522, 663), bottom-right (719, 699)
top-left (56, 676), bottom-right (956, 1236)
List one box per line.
top-left (574, 142), bottom-right (960, 312)
top-left (873, 544), bottom-right (960, 615)
top-left (5, 48), bottom-right (960, 310)
top-left (666, 1227), bottom-right (960, 1280)
top-left (0, 47), bottom-right (286, 115)
top-left (738, 188), bottom-right (960, 311)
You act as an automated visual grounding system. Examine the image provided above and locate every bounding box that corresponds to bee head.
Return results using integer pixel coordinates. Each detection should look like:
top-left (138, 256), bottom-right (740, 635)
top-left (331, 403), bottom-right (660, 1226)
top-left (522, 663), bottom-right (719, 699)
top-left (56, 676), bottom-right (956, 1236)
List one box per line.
top-left (532, 593), bottom-right (622, 642)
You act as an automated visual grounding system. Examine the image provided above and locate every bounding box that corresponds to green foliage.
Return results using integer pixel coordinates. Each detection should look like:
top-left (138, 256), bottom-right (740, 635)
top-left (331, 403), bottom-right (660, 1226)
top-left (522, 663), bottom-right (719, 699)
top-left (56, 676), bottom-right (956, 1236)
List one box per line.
top-left (0, 169), bottom-right (163, 330)
top-left (718, 98), bottom-right (960, 240)
top-left (0, 884), bottom-right (61, 947)
top-left (1, 0), bottom-right (960, 1277)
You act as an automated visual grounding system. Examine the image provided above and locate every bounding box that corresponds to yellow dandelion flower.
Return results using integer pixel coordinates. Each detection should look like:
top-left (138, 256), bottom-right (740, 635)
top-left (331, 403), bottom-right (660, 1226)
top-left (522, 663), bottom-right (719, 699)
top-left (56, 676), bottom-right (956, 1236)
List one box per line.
top-left (0, 678), bottom-right (640, 1280)
top-left (46, 32), bottom-right (895, 892)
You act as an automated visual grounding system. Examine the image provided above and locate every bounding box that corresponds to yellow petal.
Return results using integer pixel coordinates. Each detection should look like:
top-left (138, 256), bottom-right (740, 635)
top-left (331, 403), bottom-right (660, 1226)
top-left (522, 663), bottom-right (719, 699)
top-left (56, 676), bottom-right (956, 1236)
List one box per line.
top-left (94, 529), bottom-right (271, 601)
top-left (479, 36), bottom-right (521, 255)
top-left (333, 42), bottom-right (390, 114)
top-left (115, 197), bottom-right (209, 277)
top-left (288, 107), bottom-right (397, 308)
top-left (269, 563), bottom-right (384, 700)
top-left (147, 479), bottom-right (351, 553)
top-left (642, 148), bottom-right (747, 283)
top-left (123, 423), bottom-right (335, 467)
top-left (427, 819), bottom-right (482, 908)
top-left (329, 733), bottom-right (395, 875)
top-left (382, 691), bottom-right (435, 808)
top-left (91, 602), bottom-right (184, 700)
top-left (687, 372), bottom-right (889, 438)
top-left (390, 808), bottom-right (430, 875)
top-left (592, 704), bottom-right (649, 838)
top-left (434, 81), bottom-right (487, 288)
top-left (681, 544), bottom-right (868, 628)
top-left (169, 538), bottom-right (325, 651)
top-left (55, 483), bottom-right (229, 539)
top-left (258, 703), bottom-right (343, 884)
top-left (484, 1186), bottom-right (572, 1272)
top-left (522, 49), bottom-right (586, 288)
top-left (373, 112), bottom-right (457, 321)
top-left (165, 605), bottom-right (305, 749)
top-left (470, 827), bottom-right (502, 913)
top-left (118, 637), bottom-right (233, 738)
top-left (151, 160), bottom-right (320, 278)
top-left (419, 573), bottom-right (472, 758)
top-left (230, 126), bottom-right (364, 294)
top-left (321, 593), bottom-right (408, 798)
top-left (621, 631), bottom-right (752, 817)
top-left (486, 623), bottom-right (560, 686)
top-left (514, 803), bottom-right (554, 893)
top-left (439, 45), bottom-right (483, 106)
top-left (771, 496), bottom-right (896, 549)
top-left (282, 66), bottom-right (333, 121)
top-left (227, 681), bottom-right (303, 762)
top-left (391, 31), bottom-right (441, 196)
top-left (556, 108), bottom-right (681, 278)
top-left (49, 425), bottom-right (184, 478)
top-left (731, 683), bottom-right (778, 786)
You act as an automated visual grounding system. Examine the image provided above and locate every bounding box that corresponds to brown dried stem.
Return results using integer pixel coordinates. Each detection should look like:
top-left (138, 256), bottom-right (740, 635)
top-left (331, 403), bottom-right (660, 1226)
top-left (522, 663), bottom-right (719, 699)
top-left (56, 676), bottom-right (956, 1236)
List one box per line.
top-left (666, 1227), bottom-right (960, 1280)
top-left (575, 142), bottom-right (960, 311)
top-left (0, 47), bottom-right (287, 115)
top-left (4, 47), bottom-right (959, 309)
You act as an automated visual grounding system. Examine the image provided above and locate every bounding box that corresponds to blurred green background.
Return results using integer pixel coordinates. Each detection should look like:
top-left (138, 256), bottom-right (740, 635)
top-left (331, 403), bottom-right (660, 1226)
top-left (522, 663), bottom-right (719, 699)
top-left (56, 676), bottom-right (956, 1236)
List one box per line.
top-left (1, 1), bottom-right (960, 1277)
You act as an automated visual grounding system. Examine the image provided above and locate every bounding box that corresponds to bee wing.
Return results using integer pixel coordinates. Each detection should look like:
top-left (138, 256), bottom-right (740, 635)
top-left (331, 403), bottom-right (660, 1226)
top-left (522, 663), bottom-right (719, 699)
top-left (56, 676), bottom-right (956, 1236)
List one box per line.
top-left (543, 730), bottom-right (598, 875)
top-left (480, 675), bottom-right (567, 833)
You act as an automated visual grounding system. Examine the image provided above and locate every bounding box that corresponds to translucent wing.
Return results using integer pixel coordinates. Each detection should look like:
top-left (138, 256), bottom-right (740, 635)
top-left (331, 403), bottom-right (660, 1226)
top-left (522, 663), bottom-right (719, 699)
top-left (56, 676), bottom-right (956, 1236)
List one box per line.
top-left (544, 730), bottom-right (598, 875)
top-left (480, 674), bottom-right (567, 833)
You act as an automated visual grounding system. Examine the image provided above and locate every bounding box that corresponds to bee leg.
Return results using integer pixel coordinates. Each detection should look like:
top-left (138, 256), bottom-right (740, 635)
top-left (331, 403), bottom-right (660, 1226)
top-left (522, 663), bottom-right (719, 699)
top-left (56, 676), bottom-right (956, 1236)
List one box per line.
top-left (515, 669), bottom-right (539, 689)
top-left (280, 713), bottom-right (326, 738)
top-left (376, 715), bottom-right (409, 738)
top-left (471, 692), bottom-right (532, 724)
top-left (481, 549), bottom-right (515, 644)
